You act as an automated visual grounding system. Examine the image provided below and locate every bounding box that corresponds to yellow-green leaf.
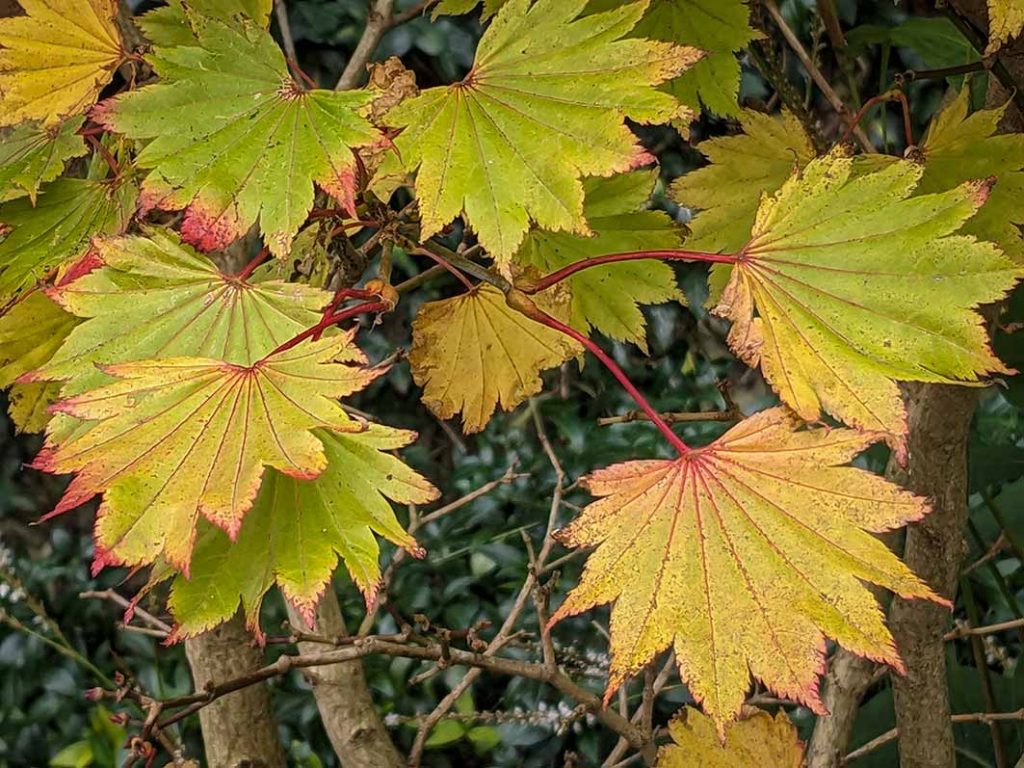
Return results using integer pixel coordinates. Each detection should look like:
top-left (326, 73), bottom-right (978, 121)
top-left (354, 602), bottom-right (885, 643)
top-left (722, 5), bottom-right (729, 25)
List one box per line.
top-left (713, 150), bottom-right (1020, 444)
top-left (987, 0), bottom-right (1024, 54)
top-left (516, 171), bottom-right (682, 348)
top-left (140, 0), bottom-right (272, 47)
top-left (163, 426), bottom-right (438, 637)
top-left (383, 0), bottom-right (700, 262)
top-left (409, 283), bottom-right (579, 433)
top-left (918, 85), bottom-right (1024, 260)
top-left (96, 12), bottom-right (379, 257)
top-left (0, 292), bottom-right (78, 433)
top-left (550, 407), bottom-right (942, 729)
top-left (33, 334), bottom-right (378, 573)
top-left (657, 707), bottom-right (803, 765)
top-left (0, 0), bottom-right (125, 127)
top-left (0, 117), bottom-right (86, 203)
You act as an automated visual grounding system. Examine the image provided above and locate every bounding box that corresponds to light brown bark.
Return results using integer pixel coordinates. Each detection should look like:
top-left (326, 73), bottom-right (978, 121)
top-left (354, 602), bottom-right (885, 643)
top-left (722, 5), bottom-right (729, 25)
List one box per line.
top-left (185, 613), bottom-right (286, 768)
top-left (286, 592), bottom-right (404, 768)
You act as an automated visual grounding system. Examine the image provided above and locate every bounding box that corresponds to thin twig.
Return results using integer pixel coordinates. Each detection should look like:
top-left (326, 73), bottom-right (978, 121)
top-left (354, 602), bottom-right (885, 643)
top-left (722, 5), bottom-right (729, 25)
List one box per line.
top-left (843, 711), bottom-right (1024, 764)
top-left (762, 0), bottom-right (873, 152)
top-left (597, 409), bottom-right (738, 426)
top-left (336, 0), bottom-right (395, 90)
top-left (81, 589), bottom-right (174, 634)
top-left (274, 0), bottom-right (298, 68)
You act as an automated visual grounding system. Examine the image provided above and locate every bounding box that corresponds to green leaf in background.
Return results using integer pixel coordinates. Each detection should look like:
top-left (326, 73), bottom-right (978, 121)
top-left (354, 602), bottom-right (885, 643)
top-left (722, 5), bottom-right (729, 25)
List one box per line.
top-left (0, 117), bottom-right (86, 203)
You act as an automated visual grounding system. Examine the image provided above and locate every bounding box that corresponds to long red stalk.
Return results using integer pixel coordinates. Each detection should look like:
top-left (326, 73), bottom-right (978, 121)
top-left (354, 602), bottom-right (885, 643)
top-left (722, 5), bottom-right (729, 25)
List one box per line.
top-left (506, 291), bottom-right (690, 456)
top-left (266, 300), bottom-right (388, 358)
top-left (518, 249), bottom-right (738, 294)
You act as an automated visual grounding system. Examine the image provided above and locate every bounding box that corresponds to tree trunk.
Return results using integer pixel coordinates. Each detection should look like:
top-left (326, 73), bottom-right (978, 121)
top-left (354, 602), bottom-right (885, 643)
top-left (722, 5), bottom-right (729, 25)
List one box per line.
top-left (286, 592), bottom-right (404, 768)
top-left (887, 384), bottom-right (977, 768)
top-left (185, 612), bottom-right (286, 768)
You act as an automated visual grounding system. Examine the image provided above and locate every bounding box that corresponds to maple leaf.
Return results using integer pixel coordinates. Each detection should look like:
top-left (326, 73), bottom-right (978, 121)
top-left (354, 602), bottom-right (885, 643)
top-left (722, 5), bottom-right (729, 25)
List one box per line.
top-left (95, 11), bottom-right (380, 257)
top-left (986, 0), bottom-right (1024, 54)
top-left (713, 150), bottom-right (1021, 443)
top-left (0, 175), bottom-right (138, 304)
top-left (656, 707), bottom-right (803, 766)
top-left (33, 333), bottom-right (381, 573)
top-left (549, 407), bottom-right (943, 729)
top-left (140, 0), bottom-right (272, 47)
top-left (33, 230), bottom-right (332, 400)
top-left (0, 0), bottom-right (125, 128)
top-left (0, 292), bottom-right (78, 433)
top-left (0, 117), bottom-right (86, 203)
top-left (517, 172), bottom-right (682, 349)
top-left (591, 0), bottom-right (759, 117)
top-left (409, 283), bottom-right (579, 433)
top-left (163, 426), bottom-right (438, 637)
top-left (917, 86), bottom-right (1024, 260)
top-left (382, 0), bottom-right (701, 262)
top-left (433, 0), bottom-right (507, 18)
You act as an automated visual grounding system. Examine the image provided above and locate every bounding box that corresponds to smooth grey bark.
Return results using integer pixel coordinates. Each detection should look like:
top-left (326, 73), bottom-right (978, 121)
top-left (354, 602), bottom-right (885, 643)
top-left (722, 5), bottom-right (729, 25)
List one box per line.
top-left (184, 612), bottom-right (287, 768)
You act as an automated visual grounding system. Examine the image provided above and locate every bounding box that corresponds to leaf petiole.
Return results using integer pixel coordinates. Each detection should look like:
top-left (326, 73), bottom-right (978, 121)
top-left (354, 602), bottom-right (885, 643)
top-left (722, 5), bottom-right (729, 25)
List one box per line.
top-left (505, 290), bottom-right (690, 456)
top-left (516, 249), bottom-right (738, 295)
top-left (266, 300), bottom-right (389, 358)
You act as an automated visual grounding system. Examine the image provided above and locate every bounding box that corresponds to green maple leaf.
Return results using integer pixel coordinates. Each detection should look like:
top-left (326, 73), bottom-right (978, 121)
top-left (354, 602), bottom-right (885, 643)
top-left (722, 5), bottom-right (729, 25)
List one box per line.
top-left (162, 426), bottom-right (438, 637)
top-left (0, 174), bottom-right (138, 304)
top-left (917, 85), bottom-right (1024, 260)
top-left (382, 0), bottom-right (700, 262)
top-left (0, 292), bottom-right (78, 433)
top-left (432, 0), bottom-right (507, 18)
top-left (592, 0), bottom-right (759, 117)
top-left (0, 117), bottom-right (86, 203)
top-left (140, 0), bottom-right (272, 46)
top-left (34, 334), bottom-right (383, 572)
top-left (96, 11), bottom-right (380, 257)
top-left (517, 171), bottom-right (682, 348)
top-left (34, 230), bottom-right (332, 400)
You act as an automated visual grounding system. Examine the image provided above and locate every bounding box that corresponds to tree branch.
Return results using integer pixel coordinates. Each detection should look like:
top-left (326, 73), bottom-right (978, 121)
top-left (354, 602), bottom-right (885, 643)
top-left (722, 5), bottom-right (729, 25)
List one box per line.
top-left (336, 0), bottom-right (395, 90)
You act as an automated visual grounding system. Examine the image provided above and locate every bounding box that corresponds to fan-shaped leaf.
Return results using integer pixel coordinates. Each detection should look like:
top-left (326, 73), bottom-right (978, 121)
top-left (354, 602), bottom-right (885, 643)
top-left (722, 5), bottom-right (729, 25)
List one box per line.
top-left (0, 0), bottom-right (125, 127)
top-left (383, 0), bottom-right (700, 261)
top-left (713, 150), bottom-right (1020, 443)
top-left (0, 175), bottom-right (138, 304)
top-left (0, 292), bottom-right (78, 432)
top-left (516, 171), bottom-right (682, 348)
top-left (140, 0), bottom-right (272, 47)
top-left (96, 11), bottom-right (380, 257)
top-left (657, 707), bottom-right (803, 765)
top-left (163, 426), bottom-right (438, 637)
top-left (33, 334), bottom-right (378, 572)
top-left (549, 407), bottom-right (943, 729)
top-left (34, 230), bottom-right (331, 398)
top-left (409, 283), bottom-right (579, 433)
top-left (0, 117), bottom-right (86, 203)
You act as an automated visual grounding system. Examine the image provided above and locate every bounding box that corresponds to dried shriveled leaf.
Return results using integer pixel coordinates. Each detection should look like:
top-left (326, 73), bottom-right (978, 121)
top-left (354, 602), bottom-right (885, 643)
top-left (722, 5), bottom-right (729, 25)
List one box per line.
top-left (34, 230), bottom-right (331, 398)
top-left (96, 12), bottom-right (380, 257)
top-left (657, 707), bottom-right (803, 767)
top-left (0, 0), bottom-right (124, 127)
top-left (0, 117), bottom-right (86, 203)
top-left (409, 283), bottom-right (579, 433)
top-left (383, 0), bottom-right (700, 261)
top-left (517, 171), bottom-right (681, 348)
top-left (713, 151), bottom-right (1020, 443)
top-left (0, 175), bottom-right (138, 303)
top-left (918, 86), bottom-right (1024, 259)
top-left (0, 292), bottom-right (78, 432)
top-left (33, 334), bottom-right (378, 573)
top-left (550, 407), bottom-right (943, 729)
top-left (987, 0), bottom-right (1024, 54)
top-left (164, 426), bottom-right (438, 637)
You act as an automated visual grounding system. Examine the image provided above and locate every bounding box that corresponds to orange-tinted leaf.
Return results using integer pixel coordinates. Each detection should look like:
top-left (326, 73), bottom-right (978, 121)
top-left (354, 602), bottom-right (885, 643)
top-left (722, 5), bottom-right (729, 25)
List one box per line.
top-left (34, 333), bottom-right (377, 573)
top-left (657, 707), bottom-right (804, 766)
top-left (549, 407), bottom-right (943, 729)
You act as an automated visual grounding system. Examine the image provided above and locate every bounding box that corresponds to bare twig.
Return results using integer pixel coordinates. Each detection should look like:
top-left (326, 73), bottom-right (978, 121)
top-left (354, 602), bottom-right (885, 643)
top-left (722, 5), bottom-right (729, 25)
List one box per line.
top-left (945, 616), bottom-right (1024, 641)
top-left (274, 0), bottom-right (298, 68)
top-left (762, 0), bottom-right (873, 152)
top-left (843, 711), bottom-right (1024, 764)
top-left (81, 589), bottom-right (173, 634)
top-left (336, 0), bottom-right (395, 90)
top-left (597, 409), bottom-right (738, 427)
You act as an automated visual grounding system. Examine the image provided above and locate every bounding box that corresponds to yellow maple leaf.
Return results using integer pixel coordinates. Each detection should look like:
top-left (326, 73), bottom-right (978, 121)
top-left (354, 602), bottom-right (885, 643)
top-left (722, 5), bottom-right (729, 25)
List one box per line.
top-left (987, 0), bottom-right (1024, 54)
top-left (549, 407), bottom-right (943, 729)
top-left (0, 0), bottom-right (125, 128)
top-left (657, 707), bottom-right (803, 766)
top-left (409, 283), bottom-right (579, 433)
top-left (713, 149), bottom-right (1021, 445)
